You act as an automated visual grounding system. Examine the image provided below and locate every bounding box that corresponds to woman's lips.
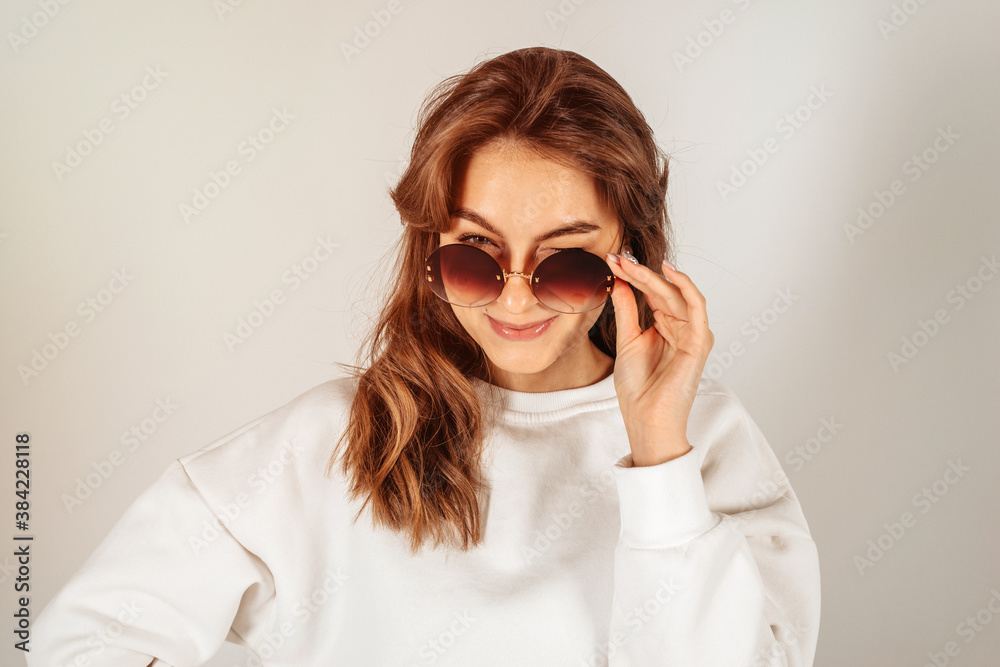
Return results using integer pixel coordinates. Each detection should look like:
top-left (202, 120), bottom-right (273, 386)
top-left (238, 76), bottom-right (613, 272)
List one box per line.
top-left (487, 315), bottom-right (555, 341)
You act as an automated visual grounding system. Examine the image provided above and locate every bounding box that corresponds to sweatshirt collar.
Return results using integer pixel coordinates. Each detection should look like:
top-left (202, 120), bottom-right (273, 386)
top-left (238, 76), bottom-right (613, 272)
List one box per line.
top-left (471, 371), bottom-right (618, 419)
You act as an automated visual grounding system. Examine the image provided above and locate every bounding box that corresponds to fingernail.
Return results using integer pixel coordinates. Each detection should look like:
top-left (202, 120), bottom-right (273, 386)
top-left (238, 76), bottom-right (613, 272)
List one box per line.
top-left (606, 253), bottom-right (621, 264)
top-left (662, 259), bottom-right (677, 271)
top-left (621, 249), bottom-right (639, 265)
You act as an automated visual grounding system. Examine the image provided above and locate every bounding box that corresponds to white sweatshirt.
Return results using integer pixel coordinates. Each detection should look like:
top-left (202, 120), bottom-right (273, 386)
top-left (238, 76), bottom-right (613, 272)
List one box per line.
top-left (29, 373), bottom-right (821, 667)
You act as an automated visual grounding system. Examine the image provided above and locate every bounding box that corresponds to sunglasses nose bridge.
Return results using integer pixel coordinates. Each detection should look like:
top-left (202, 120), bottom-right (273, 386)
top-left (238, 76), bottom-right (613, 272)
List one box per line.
top-left (498, 269), bottom-right (539, 307)
top-left (501, 269), bottom-right (534, 283)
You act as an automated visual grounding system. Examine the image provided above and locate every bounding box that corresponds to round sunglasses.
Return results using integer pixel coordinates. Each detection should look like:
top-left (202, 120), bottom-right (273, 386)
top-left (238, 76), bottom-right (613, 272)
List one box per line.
top-left (423, 239), bottom-right (625, 314)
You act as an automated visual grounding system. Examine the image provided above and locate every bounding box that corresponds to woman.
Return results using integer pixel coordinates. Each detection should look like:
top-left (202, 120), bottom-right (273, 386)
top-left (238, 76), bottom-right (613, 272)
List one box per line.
top-left (30, 47), bottom-right (820, 666)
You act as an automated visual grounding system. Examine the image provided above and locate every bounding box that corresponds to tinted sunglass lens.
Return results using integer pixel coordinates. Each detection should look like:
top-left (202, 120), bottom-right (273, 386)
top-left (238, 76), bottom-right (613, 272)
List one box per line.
top-left (425, 244), bottom-right (502, 307)
top-left (533, 249), bottom-right (613, 313)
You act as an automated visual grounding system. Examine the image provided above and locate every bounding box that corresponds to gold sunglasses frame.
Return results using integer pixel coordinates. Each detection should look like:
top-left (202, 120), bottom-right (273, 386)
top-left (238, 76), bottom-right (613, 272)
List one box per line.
top-left (423, 236), bottom-right (627, 313)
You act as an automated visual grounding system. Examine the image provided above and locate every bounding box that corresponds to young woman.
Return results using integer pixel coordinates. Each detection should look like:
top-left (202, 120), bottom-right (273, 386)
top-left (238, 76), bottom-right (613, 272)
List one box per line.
top-left (30, 47), bottom-right (821, 666)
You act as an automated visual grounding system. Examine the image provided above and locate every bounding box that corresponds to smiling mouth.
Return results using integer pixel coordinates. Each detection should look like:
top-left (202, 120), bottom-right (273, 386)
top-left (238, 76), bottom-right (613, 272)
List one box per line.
top-left (485, 314), bottom-right (557, 341)
top-left (487, 315), bottom-right (555, 330)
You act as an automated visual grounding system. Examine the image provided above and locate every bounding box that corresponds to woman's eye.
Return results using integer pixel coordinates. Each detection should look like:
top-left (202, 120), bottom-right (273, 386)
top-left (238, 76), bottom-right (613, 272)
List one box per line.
top-left (456, 234), bottom-right (494, 247)
top-left (455, 234), bottom-right (582, 254)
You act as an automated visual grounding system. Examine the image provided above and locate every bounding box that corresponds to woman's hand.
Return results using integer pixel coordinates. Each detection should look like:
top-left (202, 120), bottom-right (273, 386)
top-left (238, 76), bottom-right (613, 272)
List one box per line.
top-left (605, 250), bottom-right (715, 467)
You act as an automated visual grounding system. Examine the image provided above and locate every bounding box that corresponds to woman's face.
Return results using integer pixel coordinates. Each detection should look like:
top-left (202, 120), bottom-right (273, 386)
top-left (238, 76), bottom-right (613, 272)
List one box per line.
top-left (440, 140), bottom-right (622, 392)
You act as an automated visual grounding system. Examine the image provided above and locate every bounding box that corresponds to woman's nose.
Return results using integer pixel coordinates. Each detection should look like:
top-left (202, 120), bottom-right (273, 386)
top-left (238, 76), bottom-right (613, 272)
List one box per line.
top-left (498, 264), bottom-right (538, 307)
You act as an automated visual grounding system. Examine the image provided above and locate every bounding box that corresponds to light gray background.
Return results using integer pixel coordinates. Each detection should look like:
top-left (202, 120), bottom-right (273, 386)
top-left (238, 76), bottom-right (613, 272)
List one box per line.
top-left (2, 1), bottom-right (999, 665)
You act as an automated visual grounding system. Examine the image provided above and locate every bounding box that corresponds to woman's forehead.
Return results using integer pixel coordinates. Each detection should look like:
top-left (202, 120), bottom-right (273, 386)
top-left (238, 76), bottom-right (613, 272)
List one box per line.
top-left (452, 146), bottom-right (614, 232)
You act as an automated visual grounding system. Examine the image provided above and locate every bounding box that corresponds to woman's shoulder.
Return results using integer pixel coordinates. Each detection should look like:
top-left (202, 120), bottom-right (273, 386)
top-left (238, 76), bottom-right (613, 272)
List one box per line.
top-left (172, 375), bottom-right (361, 511)
top-left (692, 375), bottom-right (752, 421)
top-left (688, 375), bottom-right (772, 459)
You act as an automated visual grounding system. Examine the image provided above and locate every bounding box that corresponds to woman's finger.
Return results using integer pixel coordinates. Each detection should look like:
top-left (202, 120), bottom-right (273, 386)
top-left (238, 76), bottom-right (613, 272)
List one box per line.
top-left (609, 255), bottom-right (689, 322)
top-left (652, 309), bottom-right (678, 349)
top-left (605, 258), bottom-right (642, 347)
top-left (660, 262), bottom-right (711, 334)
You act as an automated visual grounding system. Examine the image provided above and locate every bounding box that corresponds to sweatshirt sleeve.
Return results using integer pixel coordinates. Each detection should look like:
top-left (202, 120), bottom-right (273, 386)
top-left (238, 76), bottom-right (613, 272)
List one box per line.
top-left (606, 390), bottom-right (821, 666)
top-left (27, 459), bottom-right (275, 667)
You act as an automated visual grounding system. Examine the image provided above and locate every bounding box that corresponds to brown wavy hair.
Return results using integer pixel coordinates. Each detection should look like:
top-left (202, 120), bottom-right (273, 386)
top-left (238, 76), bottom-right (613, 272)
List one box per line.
top-left (325, 46), bottom-right (675, 554)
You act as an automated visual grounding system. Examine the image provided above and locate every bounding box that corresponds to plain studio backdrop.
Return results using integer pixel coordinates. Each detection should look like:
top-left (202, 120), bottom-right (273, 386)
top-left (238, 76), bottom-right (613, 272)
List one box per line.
top-left (2, 1), bottom-right (999, 665)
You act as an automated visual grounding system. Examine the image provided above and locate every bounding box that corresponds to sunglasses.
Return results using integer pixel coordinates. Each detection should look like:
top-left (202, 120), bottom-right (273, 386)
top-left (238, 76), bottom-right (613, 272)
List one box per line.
top-left (423, 238), bottom-right (625, 314)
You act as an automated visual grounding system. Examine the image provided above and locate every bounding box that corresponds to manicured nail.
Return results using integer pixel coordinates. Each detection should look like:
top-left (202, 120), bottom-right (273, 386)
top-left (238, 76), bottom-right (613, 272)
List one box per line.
top-left (662, 259), bottom-right (677, 271)
top-left (606, 253), bottom-right (621, 264)
top-left (621, 249), bottom-right (639, 265)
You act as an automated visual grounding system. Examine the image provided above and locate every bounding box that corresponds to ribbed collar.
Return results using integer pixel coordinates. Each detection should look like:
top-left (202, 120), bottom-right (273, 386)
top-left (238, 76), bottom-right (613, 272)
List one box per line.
top-left (471, 371), bottom-right (619, 421)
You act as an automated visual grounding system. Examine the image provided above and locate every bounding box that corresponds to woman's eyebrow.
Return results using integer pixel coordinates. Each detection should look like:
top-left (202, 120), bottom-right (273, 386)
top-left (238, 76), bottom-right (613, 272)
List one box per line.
top-left (450, 207), bottom-right (602, 243)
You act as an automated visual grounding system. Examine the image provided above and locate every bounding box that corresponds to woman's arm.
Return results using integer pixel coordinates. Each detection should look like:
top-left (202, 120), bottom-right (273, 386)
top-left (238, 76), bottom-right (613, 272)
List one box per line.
top-left (28, 460), bottom-right (275, 667)
top-left (606, 388), bottom-right (821, 666)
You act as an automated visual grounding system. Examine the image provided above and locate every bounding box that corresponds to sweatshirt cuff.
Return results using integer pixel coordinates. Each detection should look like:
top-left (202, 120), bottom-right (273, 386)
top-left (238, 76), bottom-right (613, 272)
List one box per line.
top-left (612, 448), bottom-right (719, 549)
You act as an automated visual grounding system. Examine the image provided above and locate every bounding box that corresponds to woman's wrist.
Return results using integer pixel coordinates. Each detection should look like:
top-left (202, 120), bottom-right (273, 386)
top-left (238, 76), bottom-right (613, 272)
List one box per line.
top-left (626, 428), bottom-right (693, 467)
